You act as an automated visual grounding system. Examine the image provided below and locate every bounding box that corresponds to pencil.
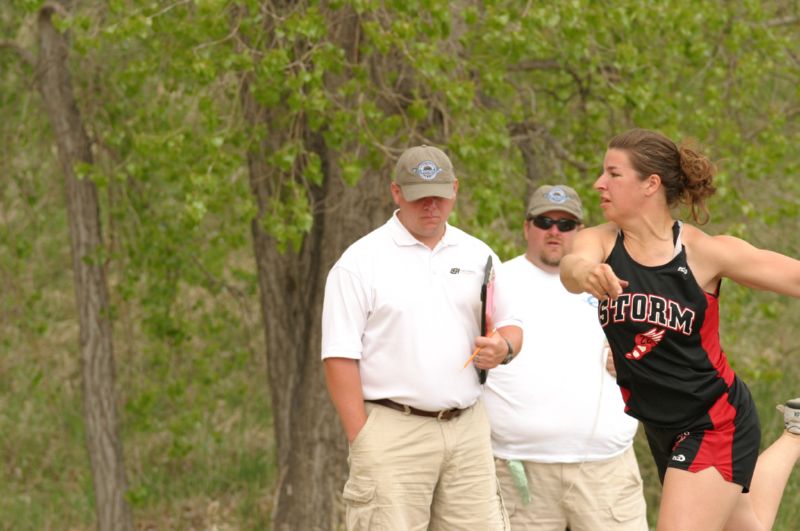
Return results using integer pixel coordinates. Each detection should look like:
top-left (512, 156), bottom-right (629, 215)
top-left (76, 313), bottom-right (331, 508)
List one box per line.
top-left (463, 329), bottom-right (497, 368)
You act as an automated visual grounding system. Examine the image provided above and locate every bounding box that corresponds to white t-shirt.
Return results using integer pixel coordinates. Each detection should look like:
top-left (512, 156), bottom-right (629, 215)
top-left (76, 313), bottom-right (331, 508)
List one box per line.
top-left (322, 212), bottom-right (520, 411)
top-left (483, 255), bottom-right (638, 462)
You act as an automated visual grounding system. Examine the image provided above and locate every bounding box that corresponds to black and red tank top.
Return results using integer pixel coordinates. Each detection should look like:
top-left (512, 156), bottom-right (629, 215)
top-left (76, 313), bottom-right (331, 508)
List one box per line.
top-left (599, 221), bottom-right (735, 429)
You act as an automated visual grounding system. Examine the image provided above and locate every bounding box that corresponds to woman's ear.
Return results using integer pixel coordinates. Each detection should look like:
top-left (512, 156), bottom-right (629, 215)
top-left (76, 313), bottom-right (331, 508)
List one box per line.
top-left (643, 173), bottom-right (662, 197)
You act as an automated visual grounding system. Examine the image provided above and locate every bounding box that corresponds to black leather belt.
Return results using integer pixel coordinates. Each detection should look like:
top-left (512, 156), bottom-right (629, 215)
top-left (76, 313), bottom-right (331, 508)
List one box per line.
top-left (366, 398), bottom-right (466, 421)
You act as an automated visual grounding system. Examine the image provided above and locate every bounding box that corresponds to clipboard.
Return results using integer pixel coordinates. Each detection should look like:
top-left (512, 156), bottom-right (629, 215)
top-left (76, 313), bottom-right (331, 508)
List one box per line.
top-left (477, 255), bottom-right (495, 384)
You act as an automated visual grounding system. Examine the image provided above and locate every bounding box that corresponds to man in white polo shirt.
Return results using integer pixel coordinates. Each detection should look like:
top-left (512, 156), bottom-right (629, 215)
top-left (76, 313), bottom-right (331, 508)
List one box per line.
top-left (322, 145), bottom-right (523, 530)
top-left (483, 184), bottom-right (647, 530)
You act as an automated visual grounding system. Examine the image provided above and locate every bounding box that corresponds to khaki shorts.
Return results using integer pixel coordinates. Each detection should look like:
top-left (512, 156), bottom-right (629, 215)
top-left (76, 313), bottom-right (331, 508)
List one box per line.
top-left (343, 399), bottom-right (509, 531)
top-left (495, 446), bottom-right (648, 531)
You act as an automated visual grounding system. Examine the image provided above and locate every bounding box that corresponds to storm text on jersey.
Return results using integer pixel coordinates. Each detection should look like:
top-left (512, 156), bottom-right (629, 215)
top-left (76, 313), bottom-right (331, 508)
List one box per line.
top-left (598, 293), bottom-right (696, 335)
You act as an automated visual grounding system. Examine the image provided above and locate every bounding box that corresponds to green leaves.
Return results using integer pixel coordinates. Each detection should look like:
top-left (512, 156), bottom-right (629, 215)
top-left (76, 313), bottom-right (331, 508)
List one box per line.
top-left (260, 181), bottom-right (313, 253)
top-left (11, 0), bottom-right (797, 343)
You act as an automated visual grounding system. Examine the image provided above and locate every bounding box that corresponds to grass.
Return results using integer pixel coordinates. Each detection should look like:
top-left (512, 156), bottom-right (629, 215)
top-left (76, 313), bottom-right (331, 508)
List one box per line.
top-left (0, 345), bottom-right (275, 530)
top-left (0, 249), bottom-right (276, 529)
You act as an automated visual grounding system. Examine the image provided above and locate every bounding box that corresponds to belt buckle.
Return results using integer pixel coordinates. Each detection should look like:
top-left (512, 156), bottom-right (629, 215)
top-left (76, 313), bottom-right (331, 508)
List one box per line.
top-left (437, 409), bottom-right (449, 421)
top-left (402, 403), bottom-right (412, 416)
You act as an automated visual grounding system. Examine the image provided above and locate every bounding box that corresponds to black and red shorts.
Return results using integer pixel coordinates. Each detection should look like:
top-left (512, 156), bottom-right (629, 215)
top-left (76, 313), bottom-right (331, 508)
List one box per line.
top-left (642, 377), bottom-right (761, 492)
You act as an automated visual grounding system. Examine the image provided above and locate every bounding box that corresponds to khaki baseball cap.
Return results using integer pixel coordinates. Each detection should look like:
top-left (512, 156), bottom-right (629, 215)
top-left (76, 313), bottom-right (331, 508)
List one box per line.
top-left (526, 184), bottom-right (583, 221)
top-left (394, 145), bottom-right (456, 201)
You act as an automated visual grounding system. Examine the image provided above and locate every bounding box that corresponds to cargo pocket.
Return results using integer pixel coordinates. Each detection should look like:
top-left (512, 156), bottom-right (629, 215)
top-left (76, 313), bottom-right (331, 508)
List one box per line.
top-left (609, 493), bottom-right (647, 526)
top-left (343, 479), bottom-right (380, 531)
top-left (609, 450), bottom-right (647, 526)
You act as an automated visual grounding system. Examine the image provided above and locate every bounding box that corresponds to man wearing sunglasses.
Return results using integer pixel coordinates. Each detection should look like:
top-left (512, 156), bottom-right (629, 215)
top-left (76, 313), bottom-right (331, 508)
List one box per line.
top-left (483, 185), bottom-right (648, 530)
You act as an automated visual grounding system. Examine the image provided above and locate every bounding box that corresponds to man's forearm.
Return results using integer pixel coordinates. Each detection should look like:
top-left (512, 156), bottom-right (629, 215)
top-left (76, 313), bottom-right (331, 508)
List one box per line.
top-left (324, 357), bottom-right (367, 443)
top-left (497, 325), bottom-right (523, 359)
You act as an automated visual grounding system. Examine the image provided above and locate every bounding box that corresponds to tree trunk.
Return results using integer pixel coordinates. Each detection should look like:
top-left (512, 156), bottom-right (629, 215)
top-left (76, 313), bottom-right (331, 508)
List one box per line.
top-left (238, 2), bottom-right (438, 527)
top-left (242, 82), bottom-right (390, 531)
top-left (240, 7), bottom-right (391, 526)
top-left (37, 4), bottom-right (132, 530)
top-left (512, 124), bottom-right (544, 198)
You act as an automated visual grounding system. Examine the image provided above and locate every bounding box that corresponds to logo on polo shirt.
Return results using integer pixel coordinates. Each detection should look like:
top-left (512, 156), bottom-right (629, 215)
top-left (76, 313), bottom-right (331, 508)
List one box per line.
top-left (450, 268), bottom-right (460, 274)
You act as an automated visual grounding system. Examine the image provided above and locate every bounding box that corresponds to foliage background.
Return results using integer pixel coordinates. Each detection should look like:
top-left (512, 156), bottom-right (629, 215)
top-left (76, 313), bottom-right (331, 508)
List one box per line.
top-left (1, 0), bottom-right (798, 528)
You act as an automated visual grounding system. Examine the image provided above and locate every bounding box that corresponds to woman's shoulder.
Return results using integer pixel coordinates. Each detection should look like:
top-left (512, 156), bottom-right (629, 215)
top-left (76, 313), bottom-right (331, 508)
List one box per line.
top-left (681, 223), bottom-right (739, 284)
top-left (582, 221), bottom-right (620, 246)
top-left (572, 222), bottom-right (620, 261)
top-left (582, 221), bottom-right (619, 237)
top-left (680, 222), bottom-right (720, 251)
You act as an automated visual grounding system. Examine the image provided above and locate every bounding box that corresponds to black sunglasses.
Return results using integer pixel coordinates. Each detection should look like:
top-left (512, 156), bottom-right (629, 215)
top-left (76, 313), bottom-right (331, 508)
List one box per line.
top-left (528, 215), bottom-right (578, 232)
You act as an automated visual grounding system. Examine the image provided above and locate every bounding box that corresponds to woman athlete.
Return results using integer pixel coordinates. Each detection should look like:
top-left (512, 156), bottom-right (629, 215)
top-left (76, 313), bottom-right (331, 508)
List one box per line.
top-left (560, 128), bottom-right (800, 531)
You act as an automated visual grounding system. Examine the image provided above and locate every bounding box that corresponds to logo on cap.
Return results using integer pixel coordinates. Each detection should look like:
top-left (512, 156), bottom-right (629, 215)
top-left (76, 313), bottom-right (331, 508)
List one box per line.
top-left (412, 160), bottom-right (443, 181)
top-left (546, 187), bottom-right (568, 204)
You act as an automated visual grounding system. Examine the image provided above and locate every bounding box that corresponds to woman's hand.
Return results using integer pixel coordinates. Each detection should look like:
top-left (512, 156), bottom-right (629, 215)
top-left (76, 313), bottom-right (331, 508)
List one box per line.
top-left (582, 263), bottom-right (629, 301)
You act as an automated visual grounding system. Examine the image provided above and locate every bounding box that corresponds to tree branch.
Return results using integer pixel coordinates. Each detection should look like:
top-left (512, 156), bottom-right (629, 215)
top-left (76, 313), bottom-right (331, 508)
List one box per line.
top-left (764, 16), bottom-right (799, 28)
top-left (39, 0), bottom-right (69, 19)
top-left (0, 40), bottom-right (35, 67)
top-left (527, 121), bottom-right (590, 172)
top-left (509, 58), bottom-right (561, 72)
